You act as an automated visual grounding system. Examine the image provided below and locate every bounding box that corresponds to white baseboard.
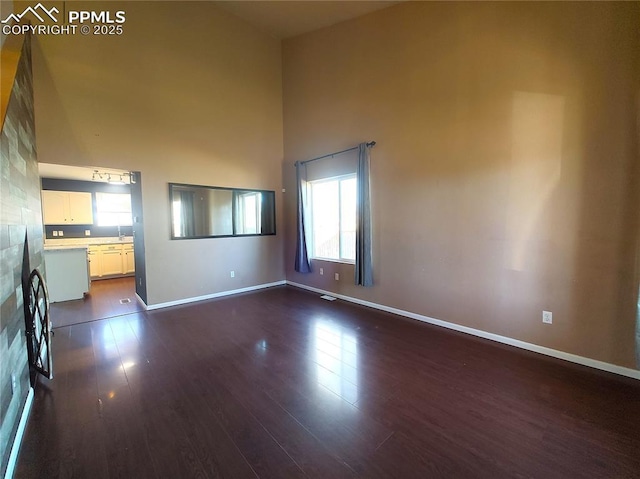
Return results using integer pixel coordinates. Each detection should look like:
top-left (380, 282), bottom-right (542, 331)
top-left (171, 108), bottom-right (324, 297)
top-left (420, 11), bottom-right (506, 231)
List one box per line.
top-left (4, 387), bottom-right (34, 479)
top-left (146, 280), bottom-right (287, 311)
top-left (134, 292), bottom-right (148, 310)
top-left (286, 281), bottom-right (640, 381)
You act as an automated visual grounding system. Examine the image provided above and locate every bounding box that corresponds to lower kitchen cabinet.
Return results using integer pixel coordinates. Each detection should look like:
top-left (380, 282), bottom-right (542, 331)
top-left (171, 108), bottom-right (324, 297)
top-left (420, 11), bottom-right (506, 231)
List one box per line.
top-left (88, 243), bottom-right (135, 279)
top-left (88, 246), bottom-right (101, 278)
top-left (101, 245), bottom-right (124, 276)
top-left (123, 244), bottom-right (135, 274)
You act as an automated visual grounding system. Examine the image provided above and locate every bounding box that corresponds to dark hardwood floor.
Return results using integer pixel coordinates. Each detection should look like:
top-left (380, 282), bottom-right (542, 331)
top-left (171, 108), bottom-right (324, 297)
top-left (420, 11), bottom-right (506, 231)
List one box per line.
top-left (16, 286), bottom-right (640, 478)
top-left (50, 277), bottom-right (143, 329)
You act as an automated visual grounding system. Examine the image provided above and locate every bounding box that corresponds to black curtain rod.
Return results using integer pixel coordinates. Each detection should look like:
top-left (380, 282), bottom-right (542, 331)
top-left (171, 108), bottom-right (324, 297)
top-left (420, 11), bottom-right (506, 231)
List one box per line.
top-left (296, 141), bottom-right (376, 166)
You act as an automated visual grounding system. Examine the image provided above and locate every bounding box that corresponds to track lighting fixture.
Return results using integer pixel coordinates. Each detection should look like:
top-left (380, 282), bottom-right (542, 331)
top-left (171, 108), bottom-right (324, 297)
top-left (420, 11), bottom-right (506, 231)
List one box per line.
top-left (91, 169), bottom-right (131, 184)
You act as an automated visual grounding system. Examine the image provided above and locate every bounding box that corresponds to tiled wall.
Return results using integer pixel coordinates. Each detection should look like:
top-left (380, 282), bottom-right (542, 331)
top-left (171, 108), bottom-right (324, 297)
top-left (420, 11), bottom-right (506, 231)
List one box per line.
top-left (0, 33), bottom-right (43, 477)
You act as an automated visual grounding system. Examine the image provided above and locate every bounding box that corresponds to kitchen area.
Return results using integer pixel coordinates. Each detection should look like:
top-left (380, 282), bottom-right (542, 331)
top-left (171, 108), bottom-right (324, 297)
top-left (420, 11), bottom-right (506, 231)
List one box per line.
top-left (43, 237), bottom-right (134, 303)
top-left (40, 164), bottom-right (136, 306)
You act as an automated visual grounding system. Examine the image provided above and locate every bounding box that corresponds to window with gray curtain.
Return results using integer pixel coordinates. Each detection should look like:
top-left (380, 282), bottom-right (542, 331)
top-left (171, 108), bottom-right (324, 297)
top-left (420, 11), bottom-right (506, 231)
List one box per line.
top-left (295, 142), bottom-right (374, 286)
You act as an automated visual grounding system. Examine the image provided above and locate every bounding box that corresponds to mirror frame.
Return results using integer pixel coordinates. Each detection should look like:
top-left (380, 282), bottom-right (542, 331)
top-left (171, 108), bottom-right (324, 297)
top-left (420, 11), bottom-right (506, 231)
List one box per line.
top-left (169, 182), bottom-right (276, 240)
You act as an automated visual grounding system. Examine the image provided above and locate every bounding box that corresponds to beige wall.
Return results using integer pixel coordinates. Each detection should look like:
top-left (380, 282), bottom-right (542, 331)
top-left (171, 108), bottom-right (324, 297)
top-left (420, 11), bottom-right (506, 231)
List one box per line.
top-left (30, 1), bottom-right (285, 305)
top-left (283, 2), bottom-right (640, 368)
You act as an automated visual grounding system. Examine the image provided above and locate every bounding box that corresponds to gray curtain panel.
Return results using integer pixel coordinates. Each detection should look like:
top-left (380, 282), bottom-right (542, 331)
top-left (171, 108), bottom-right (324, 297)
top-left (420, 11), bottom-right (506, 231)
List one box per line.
top-left (294, 161), bottom-right (312, 273)
top-left (355, 143), bottom-right (373, 286)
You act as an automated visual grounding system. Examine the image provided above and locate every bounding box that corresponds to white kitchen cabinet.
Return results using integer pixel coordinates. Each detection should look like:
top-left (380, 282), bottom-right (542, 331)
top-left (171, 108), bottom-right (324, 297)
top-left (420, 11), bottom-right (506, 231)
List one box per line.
top-left (88, 245), bottom-right (101, 278)
top-left (42, 190), bottom-right (94, 225)
top-left (100, 245), bottom-right (124, 276)
top-left (67, 192), bottom-right (94, 223)
top-left (41, 191), bottom-right (66, 224)
top-left (123, 244), bottom-right (135, 274)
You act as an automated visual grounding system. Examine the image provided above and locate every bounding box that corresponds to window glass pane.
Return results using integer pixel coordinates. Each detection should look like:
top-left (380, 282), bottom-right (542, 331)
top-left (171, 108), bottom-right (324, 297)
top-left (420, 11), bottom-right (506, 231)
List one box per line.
top-left (172, 199), bottom-right (182, 237)
top-left (340, 177), bottom-right (356, 261)
top-left (309, 175), bottom-right (357, 262)
top-left (234, 192), bottom-right (262, 235)
top-left (311, 180), bottom-right (340, 259)
top-left (242, 193), bottom-right (259, 234)
top-left (96, 192), bottom-right (132, 226)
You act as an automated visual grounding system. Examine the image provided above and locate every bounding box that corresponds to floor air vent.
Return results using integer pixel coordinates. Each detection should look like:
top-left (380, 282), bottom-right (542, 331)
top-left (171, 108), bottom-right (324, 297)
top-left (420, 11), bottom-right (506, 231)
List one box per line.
top-left (320, 295), bottom-right (336, 301)
top-left (119, 298), bottom-right (131, 304)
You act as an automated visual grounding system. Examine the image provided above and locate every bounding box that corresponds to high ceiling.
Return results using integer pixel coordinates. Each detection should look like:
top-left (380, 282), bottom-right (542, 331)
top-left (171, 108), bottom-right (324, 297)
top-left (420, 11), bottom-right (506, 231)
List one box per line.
top-left (36, 2), bottom-right (401, 182)
top-left (212, 1), bottom-right (402, 39)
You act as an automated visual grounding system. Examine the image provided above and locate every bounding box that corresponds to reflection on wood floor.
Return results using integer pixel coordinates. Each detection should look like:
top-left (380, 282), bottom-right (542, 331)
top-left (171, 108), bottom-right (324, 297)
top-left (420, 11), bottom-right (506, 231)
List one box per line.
top-left (50, 277), bottom-right (143, 329)
top-left (17, 286), bottom-right (640, 478)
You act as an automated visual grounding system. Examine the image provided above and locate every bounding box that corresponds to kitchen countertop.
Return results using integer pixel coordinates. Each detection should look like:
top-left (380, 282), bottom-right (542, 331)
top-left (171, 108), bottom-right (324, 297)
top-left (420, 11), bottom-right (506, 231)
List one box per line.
top-left (44, 245), bottom-right (89, 251)
top-left (45, 236), bottom-right (133, 247)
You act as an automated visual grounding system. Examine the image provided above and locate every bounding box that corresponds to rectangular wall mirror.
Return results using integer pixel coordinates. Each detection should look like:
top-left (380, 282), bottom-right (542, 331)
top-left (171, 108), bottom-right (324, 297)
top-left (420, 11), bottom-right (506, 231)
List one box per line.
top-left (169, 183), bottom-right (276, 239)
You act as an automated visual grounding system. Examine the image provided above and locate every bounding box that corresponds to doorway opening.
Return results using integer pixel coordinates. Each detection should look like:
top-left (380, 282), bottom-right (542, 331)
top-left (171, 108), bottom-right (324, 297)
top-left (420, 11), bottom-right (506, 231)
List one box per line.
top-left (38, 163), bottom-right (147, 328)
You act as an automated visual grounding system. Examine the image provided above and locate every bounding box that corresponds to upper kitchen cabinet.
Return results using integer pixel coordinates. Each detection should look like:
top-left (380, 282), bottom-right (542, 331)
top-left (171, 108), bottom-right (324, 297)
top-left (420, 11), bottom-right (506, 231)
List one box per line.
top-left (42, 190), bottom-right (94, 225)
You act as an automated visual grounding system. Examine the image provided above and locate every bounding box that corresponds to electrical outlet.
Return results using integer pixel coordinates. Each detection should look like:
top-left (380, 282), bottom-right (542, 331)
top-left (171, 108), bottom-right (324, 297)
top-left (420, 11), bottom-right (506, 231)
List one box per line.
top-left (542, 310), bottom-right (553, 324)
top-left (52, 231), bottom-right (58, 237)
top-left (85, 230), bottom-right (91, 236)
top-left (334, 273), bottom-right (339, 281)
top-left (319, 268), bottom-right (324, 275)
top-left (10, 374), bottom-right (16, 394)
top-left (230, 271), bottom-right (235, 278)
top-left (58, 231), bottom-right (64, 236)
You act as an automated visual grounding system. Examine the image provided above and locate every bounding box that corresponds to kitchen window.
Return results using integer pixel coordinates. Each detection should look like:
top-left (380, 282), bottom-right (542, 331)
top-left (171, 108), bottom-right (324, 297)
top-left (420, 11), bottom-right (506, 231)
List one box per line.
top-left (95, 192), bottom-right (132, 226)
